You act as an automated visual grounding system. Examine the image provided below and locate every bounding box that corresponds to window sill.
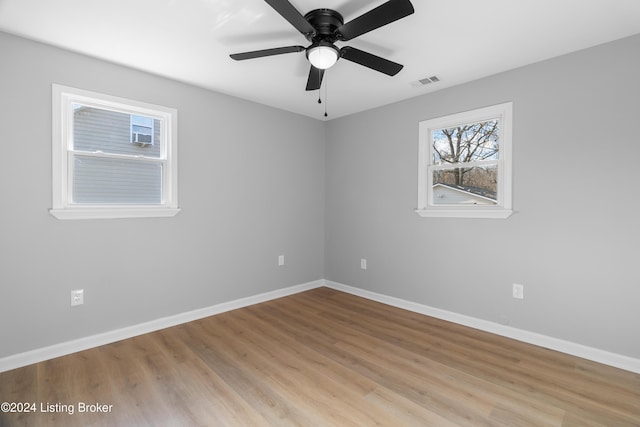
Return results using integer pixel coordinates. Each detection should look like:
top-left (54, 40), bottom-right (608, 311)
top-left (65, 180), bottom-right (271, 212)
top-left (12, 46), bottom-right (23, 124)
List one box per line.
top-left (415, 209), bottom-right (513, 219)
top-left (49, 207), bottom-right (181, 220)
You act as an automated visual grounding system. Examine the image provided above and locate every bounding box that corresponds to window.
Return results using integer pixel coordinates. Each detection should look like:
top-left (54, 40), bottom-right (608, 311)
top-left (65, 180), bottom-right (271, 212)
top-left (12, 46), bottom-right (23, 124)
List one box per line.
top-left (416, 102), bottom-right (513, 218)
top-left (50, 84), bottom-right (179, 219)
top-left (131, 115), bottom-right (154, 146)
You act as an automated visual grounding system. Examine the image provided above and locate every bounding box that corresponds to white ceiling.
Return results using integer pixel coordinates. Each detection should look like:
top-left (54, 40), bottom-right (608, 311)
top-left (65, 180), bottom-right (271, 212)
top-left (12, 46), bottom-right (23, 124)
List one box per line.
top-left (1, 0), bottom-right (639, 120)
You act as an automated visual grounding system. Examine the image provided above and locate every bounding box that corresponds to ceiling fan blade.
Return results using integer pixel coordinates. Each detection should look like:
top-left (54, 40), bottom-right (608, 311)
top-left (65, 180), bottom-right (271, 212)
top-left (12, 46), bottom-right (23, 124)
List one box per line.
top-left (306, 66), bottom-right (325, 91)
top-left (335, 0), bottom-right (414, 41)
top-left (340, 46), bottom-right (403, 76)
top-left (230, 45), bottom-right (305, 60)
top-left (264, 0), bottom-right (316, 37)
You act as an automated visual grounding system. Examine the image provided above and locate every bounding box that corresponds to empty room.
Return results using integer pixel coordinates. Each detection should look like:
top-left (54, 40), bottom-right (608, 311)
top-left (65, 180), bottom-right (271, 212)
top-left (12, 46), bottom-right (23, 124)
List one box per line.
top-left (1, 0), bottom-right (639, 425)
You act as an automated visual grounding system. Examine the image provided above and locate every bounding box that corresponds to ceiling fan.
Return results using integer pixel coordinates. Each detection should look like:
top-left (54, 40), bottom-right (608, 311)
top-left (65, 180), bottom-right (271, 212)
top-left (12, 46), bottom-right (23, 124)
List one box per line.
top-left (230, 0), bottom-right (415, 91)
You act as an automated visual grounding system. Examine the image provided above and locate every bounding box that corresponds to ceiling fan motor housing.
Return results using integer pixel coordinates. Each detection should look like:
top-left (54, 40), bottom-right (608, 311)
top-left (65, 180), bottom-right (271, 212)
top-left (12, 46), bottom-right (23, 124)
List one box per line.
top-left (303, 9), bottom-right (344, 42)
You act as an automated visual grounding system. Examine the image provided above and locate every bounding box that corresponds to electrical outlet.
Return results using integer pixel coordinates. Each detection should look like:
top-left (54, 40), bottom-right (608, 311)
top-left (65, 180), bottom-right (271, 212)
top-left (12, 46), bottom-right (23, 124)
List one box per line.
top-left (278, 255), bottom-right (285, 266)
top-left (512, 283), bottom-right (524, 300)
top-left (71, 289), bottom-right (84, 306)
top-left (360, 258), bottom-right (367, 270)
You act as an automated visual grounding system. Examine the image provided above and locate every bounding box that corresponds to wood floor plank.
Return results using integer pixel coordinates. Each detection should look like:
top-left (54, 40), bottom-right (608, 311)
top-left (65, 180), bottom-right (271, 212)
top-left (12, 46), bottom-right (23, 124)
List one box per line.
top-left (1, 287), bottom-right (639, 426)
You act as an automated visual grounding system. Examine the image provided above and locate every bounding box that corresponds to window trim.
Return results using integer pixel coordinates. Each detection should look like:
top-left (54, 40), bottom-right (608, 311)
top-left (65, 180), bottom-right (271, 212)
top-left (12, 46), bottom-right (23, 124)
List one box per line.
top-left (50, 84), bottom-right (180, 220)
top-left (416, 102), bottom-right (513, 219)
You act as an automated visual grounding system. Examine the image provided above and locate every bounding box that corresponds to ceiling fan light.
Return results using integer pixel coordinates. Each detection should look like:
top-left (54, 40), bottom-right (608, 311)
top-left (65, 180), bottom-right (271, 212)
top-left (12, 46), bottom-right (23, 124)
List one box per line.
top-left (307, 44), bottom-right (339, 69)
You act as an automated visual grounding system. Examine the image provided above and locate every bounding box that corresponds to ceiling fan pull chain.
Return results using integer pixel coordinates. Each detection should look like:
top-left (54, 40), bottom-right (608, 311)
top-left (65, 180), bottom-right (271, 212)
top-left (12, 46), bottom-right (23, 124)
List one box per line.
top-left (324, 72), bottom-right (328, 117)
top-left (317, 67), bottom-right (323, 104)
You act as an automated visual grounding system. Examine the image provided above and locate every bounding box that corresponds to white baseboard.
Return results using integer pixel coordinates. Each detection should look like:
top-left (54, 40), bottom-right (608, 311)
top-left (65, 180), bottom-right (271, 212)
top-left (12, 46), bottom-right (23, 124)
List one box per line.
top-left (3, 278), bottom-right (639, 375)
top-left (0, 280), bottom-right (323, 373)
top-left (323, 280), bottom-right (640, 374)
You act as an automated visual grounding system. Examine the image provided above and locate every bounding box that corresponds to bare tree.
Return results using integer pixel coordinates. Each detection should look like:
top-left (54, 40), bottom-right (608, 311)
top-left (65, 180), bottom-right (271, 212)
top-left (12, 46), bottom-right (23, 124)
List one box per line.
top-left (433, 121), bottom-right (499, 192)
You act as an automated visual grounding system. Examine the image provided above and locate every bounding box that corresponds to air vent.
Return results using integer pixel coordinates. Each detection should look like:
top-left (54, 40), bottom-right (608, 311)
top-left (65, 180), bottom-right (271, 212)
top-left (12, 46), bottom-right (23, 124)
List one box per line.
top-left (418, 75), bottom-right (440, 85)
top-left (412, 76), bottom-right (440, 87)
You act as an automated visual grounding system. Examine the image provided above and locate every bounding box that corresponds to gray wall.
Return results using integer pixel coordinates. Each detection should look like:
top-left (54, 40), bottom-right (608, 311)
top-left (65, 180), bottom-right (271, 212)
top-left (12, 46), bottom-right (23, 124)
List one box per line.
top-left (325, 34), bottom-right (640, 359)
top-left (2, 29), bottom-right (639, 362)
top-left (0, 31), bottom-right (325, 358)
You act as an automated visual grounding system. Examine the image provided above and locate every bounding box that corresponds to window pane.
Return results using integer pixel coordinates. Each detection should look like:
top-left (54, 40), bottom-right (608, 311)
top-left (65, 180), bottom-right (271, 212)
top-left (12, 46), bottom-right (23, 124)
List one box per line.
top-left (72, 104), bottom-right (161, 158)
top-left (432, 165), bottom-right (497, 205)
top-left (72, 155), bottom-right (162, 204)
top-left (131, 115), bottom-right (154, 145)
top-left (432, 120), bottom-right (499, 165)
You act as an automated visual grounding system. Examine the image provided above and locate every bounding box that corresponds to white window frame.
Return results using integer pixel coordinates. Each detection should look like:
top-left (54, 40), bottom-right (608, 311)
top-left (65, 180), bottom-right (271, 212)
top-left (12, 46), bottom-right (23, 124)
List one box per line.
top-left (50, 84), bottom-right (180, 220)
top-left (416, 102), bottom-right (513, 219)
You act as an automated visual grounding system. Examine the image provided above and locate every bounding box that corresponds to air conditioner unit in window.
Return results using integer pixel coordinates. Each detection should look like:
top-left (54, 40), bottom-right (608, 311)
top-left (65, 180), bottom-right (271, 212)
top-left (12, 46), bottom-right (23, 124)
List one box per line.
top-left (132, 133), bottom-right (153, 147)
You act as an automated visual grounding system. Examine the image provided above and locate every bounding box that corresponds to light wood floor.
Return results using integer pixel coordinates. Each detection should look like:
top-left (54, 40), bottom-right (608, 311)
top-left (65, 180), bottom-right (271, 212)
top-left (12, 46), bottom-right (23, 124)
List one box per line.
top-left (1, 287), bottom-right (639, 426)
